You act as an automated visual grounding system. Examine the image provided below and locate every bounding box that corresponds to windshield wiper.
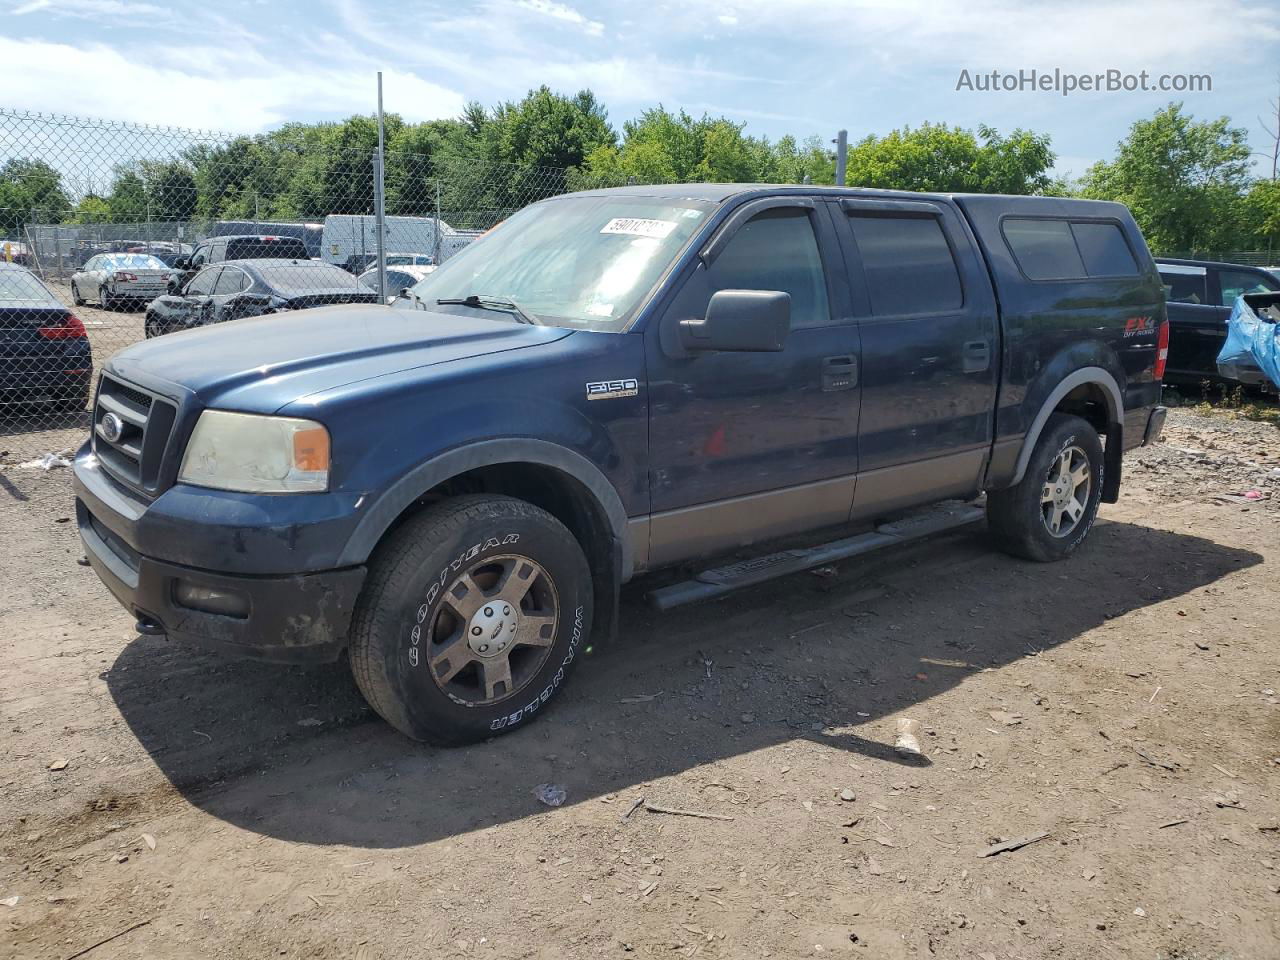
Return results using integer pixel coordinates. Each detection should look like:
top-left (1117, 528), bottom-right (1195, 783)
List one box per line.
top-left (436, 294), bottom-right (541, 325)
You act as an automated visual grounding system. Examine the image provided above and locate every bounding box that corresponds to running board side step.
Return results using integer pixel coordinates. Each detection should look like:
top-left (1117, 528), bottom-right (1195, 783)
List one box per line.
top-left (645, 501), bottom-right (986, 611)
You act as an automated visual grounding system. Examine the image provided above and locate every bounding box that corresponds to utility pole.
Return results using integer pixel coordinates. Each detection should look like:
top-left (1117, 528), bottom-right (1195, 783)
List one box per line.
top-left (833, 129), bottom-right (848, 187)
top-left (373, 72), bottom-right (388, 302)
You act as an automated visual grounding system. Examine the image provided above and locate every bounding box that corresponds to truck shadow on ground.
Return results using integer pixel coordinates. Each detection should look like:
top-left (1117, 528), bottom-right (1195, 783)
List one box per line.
top-left (105, 517), bottom-right (1260, 848)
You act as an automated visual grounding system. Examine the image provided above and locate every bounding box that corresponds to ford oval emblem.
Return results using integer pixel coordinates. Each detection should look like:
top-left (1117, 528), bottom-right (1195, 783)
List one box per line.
top-left (99, 411), bottom-right (125, 444)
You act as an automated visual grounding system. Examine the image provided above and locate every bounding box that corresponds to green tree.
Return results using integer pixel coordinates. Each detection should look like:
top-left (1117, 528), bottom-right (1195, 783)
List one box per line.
top-left (140, 160), bottom-right (197, 221)
top-left (0, 159), bottom-right (70, 235)
top-left (843, 123), bottom-right (1054, 194)
top-left (1080, 102), bottom-right (1251, 252)
top-left (106, 167), bottom-right (148, 223)
top-left (1241, 178), bottom-right (1280, 254)
top-left (487, 87), bottom-right (615, 170)
top-left (585, 106), bottom-right (796, 185)
top-left (66, 194), bottom-right (110, 224)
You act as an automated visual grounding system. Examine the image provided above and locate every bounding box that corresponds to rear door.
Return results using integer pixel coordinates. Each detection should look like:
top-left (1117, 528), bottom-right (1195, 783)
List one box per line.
top-left (1157, 263), bottom-right (1219, 380)
top-left (833, 197), bottom-right (999, 519)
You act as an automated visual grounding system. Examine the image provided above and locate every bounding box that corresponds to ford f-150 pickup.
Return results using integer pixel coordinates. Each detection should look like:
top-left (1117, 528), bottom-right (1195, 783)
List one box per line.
top-left (73, 184), bottom-right (1169, 744)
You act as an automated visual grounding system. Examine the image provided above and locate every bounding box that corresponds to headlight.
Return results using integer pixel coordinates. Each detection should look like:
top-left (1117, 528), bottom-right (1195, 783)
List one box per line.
top-left (178, 411), bottom-right (330, 493)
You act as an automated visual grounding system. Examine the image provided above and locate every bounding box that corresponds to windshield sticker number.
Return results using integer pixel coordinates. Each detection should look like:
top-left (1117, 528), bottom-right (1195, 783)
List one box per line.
top-left (600, 217), bottom-right (677, 239)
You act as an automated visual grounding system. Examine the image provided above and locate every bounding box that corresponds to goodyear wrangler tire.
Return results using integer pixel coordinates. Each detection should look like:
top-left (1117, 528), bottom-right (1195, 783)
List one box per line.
top-left (987, 413), bottom-right (1103, 563)
top-left (348, 495), bottom-right (592, 745)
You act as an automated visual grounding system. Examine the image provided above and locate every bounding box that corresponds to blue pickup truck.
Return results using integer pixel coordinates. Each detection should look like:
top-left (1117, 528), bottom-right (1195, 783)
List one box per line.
top-left (73, 184), bottom-right (1168, 744)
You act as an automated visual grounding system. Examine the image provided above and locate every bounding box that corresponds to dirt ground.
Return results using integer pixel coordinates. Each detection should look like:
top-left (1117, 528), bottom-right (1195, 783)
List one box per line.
top-left (1, 408), bottom-right (1278, 960)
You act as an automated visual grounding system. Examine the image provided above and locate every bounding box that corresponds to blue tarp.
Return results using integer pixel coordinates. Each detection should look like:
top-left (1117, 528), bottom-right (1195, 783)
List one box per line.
top-left (1217, 292), bottom-right (1280, 389)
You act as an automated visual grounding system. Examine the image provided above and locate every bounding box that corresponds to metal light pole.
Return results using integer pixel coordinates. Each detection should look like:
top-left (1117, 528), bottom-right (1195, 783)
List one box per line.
top-left (373, 72), bottom-right (388, 302)
top-left (834, 129), bottom-right (848, 187)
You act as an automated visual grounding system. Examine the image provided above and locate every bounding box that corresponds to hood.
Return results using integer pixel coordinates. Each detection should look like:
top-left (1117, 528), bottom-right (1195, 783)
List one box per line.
top-left (107, 303), bottom-right (571, 412)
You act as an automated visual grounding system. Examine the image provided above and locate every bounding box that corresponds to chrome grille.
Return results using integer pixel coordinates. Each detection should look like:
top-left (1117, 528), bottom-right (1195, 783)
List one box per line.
top-left (92, 375), bottom-right (177, 494)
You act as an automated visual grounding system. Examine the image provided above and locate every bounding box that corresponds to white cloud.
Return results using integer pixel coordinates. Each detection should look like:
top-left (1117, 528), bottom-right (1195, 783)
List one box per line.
top-left (0, 35), bottom-right (467, 132)
top-left (10, 0), bottom-right (168, 17)
top-left (516, 0), bottom-right (605, 35)
top-left (717, 13), bottom-right (738, 25)
top-left (679, 0), bottom-right (1280, 69)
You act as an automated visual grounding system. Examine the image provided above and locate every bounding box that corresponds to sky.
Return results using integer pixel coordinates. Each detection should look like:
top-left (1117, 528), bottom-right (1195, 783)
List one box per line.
top-left (2, 0), bottom-right (1279, 178)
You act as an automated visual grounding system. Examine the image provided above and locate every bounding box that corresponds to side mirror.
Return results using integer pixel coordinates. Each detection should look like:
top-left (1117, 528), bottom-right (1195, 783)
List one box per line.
top-left (174, 256), bottom-right (190, 270)
top-left (679, 289), bottom-right (791, 352)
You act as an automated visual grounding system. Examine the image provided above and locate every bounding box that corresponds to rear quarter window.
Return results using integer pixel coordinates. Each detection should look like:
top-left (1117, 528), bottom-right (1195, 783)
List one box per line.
top-left (1002, 218), bottom-right (1139, 281)
top-left (1069, 222), bottom-right (1138, 277)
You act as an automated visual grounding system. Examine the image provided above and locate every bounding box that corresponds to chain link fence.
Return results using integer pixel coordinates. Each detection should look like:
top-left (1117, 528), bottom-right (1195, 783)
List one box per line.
top-left (0, 107), bottom-right (637, 496)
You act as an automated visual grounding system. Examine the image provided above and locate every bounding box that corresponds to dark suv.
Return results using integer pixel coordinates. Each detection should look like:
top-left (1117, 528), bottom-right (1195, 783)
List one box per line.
top-left (1155, 257), bottom-right (1280, 386)
top-left (74, 185), bottom-right (1168, 745)
top-left (169, 234), bottom-right (310, 290)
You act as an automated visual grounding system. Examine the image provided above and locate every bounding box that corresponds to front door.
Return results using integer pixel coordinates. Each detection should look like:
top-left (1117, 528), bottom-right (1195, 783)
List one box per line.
top-left (644, 199), bottom-right (861, 566)
top-left (832, 197), bottom-right (999, 520)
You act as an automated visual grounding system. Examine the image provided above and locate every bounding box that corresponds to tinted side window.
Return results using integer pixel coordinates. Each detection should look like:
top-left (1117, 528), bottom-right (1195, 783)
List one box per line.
top-left (1158, 269), bottom-right (1207, 304)
top-left (848, 214), bottom-right (962, 315)
top-left (1070, 222), bottom-right (1137, 277)
top-left (191, 245), bottom-right (209, 267)
top-left (186, 267), bottom-right (221, 296)
top-left (1217, 268), bottom-right (1279, 306)
top-left (1002, 219), bottom-right (1086, 280)
top-left (213, 268), bottom-right (247, 295)
top-left (707, 209), bottom-right (830, 329)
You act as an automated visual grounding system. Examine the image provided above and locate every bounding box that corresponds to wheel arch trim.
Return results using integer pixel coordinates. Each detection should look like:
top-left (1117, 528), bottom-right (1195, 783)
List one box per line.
top-left (1010, 366), bottom-right (1123, 486)
top-left (337, 438), bottom-right (632, 579)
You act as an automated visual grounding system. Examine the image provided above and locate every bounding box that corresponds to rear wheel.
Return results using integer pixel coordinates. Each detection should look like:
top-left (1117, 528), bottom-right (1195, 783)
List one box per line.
top-left (348, 495), bottom-right (593, 745)
top-left (987, 413), bottom-right (1103, 562)
top-left (71, 282), bottom-right (84, 306)
top-left (98, 286), bottom-right (113, 311)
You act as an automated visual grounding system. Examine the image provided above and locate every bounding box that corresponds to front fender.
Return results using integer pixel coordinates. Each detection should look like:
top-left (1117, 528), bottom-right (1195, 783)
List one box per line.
top-left (336, 438), bottom-right (632, 578)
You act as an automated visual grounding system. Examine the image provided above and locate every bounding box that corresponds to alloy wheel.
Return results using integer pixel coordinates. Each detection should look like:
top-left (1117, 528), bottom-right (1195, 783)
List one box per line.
top-left (1040, 444), bottom-right (1091, 537)
top-left (424, 554), bottom-right (559, 705)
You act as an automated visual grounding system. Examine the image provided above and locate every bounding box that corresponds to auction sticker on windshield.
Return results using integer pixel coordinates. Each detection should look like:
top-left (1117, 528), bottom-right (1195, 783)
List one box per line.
top-left (600, 217), bottom-right (678, 239)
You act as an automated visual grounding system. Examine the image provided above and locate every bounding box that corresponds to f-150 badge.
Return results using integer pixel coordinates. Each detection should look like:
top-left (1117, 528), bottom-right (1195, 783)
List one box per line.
top-left (585, 379), bottom-right (639, 400)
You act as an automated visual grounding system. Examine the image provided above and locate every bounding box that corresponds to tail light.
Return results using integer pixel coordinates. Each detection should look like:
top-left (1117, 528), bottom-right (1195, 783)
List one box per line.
top-left (1154, 318), bottom-right (1170, 381)
top-left (114, 271), bottom-right (137, 281)
top-left (39, 313), bottom-right (88, 340)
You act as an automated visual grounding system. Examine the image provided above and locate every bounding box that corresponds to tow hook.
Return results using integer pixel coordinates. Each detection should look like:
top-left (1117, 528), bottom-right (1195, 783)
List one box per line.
top-left (135, 615), bottom-right (166, 637)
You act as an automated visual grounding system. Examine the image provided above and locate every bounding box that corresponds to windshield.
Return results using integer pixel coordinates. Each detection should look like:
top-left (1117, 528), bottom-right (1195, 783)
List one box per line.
top-left (258, 263), bottom-right (362, 291)
top-left (227, 238), bottom-right (308, 259)
top-left (104, 254), bottom-right (166, 270)
top-left (406, 195), bottom-right (714, 331)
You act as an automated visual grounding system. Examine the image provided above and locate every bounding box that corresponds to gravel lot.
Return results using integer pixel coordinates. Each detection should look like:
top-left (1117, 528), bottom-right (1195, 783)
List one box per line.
top-left (1, 408), bottom-right (1278, 960)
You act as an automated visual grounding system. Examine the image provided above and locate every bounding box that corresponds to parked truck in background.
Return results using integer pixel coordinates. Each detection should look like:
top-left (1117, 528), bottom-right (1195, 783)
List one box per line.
top-left (73, 184), bottom-right (1168, 746)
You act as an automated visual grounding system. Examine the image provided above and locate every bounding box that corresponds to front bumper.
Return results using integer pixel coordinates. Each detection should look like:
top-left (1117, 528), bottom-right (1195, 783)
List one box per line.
top-left (74, 448), bottom-right (367, 664)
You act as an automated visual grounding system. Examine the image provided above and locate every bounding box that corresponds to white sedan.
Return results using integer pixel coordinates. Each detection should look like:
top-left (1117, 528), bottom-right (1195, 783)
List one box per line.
top-left (71, 253), bottom-right (173, 310)
top-left (358, 264), bottom-right (436, 302)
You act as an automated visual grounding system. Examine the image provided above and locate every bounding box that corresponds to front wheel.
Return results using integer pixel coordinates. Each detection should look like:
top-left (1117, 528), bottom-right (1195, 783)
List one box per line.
top-left (987, 413), bottom-right (1103, 562)
top-left (348, 495), bottom-right (593, 745)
